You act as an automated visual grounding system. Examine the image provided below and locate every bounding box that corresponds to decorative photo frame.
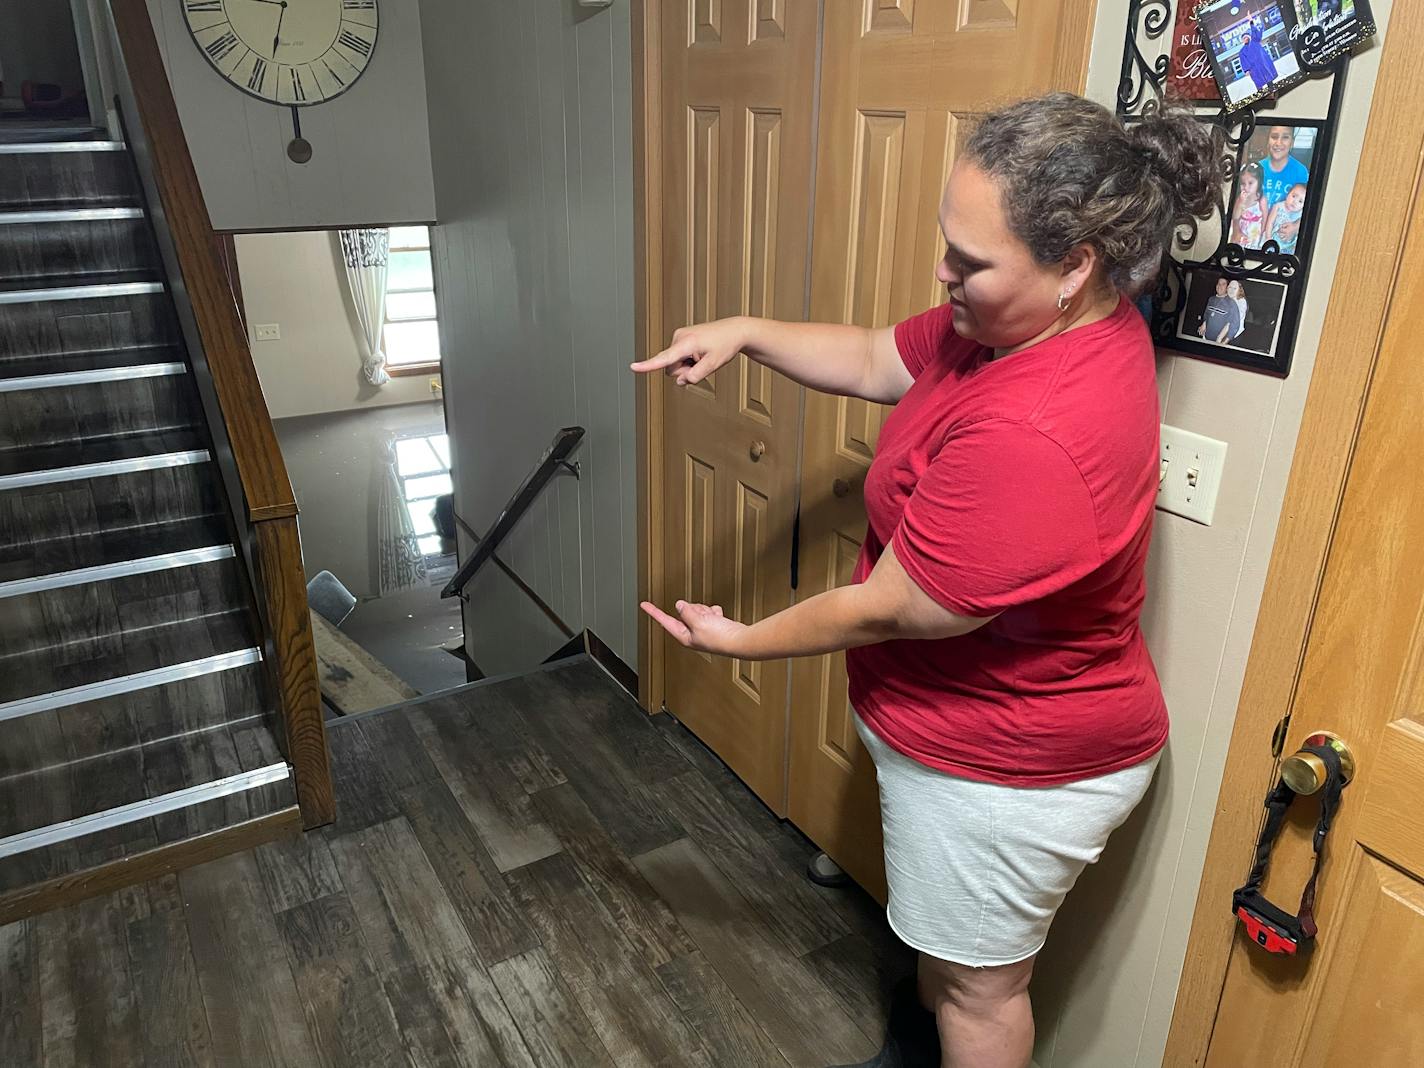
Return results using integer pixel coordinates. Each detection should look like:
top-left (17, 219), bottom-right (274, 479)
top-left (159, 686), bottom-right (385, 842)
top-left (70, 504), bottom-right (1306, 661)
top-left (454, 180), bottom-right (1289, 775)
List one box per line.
top-left (1119, 0), bottom-right (1359, 376)
top-left (1289, 0), bottom-right (1376, 66)
top-left (1197, 0), bottom-right (1306, 111)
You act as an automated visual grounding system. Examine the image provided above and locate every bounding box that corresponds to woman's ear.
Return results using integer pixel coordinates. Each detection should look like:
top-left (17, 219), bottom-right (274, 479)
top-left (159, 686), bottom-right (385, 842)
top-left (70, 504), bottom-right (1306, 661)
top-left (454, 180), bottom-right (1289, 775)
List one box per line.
top-left (1061, 242), bottom-right (1100, 295)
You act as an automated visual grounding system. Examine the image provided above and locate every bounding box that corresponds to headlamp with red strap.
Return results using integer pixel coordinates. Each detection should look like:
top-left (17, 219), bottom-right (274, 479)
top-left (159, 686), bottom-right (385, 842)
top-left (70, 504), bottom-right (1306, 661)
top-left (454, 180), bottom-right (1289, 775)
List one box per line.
top-left (1231, 742), bottom-right (1345, 956)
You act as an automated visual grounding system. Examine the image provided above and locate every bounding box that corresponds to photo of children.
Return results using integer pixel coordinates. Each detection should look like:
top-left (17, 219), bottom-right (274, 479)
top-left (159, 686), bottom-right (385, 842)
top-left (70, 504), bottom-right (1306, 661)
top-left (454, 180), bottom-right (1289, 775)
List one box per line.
top-left (1178, 270), bottom-right (1289, 357)
top-left (1231, 123), bottom-right (1318, 254)
top-left (1198, 0), bottom-right (1304, 109)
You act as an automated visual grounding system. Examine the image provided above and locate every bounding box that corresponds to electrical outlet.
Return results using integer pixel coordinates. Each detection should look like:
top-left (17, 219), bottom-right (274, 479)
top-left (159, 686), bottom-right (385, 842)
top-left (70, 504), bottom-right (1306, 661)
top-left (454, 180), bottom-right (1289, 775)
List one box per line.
top-left (1157, 424), bottom-right (1227, 526)
top-left (253, 323), bottom-right (281, 342)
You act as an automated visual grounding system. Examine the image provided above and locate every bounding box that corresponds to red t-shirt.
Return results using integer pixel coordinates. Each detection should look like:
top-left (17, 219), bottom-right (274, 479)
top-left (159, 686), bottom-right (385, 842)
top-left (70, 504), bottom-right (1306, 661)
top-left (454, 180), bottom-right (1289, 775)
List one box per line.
top-left (846, 297), bottom-right (1168, 786)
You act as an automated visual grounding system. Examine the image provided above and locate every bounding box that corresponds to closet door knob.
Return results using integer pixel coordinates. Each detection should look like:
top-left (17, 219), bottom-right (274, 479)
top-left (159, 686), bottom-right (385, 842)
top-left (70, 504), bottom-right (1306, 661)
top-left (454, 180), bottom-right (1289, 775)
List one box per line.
top-left (749, 440), bottom-right (766, 462)
top-left (833, 478), bottom-right (851, 498)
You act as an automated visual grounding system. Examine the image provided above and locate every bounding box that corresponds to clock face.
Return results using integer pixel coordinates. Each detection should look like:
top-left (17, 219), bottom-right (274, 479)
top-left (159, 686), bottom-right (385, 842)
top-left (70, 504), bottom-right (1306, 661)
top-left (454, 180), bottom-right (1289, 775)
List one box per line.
top-left (183, 0), bottom-right (379, 107)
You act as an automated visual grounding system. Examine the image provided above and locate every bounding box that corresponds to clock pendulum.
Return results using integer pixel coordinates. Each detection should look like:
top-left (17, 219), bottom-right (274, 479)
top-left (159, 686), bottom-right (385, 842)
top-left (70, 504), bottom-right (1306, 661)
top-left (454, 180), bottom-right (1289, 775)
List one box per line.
top-left (288, 106), bottom-right (312, 164)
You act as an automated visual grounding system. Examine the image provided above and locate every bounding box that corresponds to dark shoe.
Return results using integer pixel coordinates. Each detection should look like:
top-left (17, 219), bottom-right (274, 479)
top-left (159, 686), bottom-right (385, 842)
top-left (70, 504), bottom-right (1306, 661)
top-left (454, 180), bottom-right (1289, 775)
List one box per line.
top-left (832, 978), bottom-right (941, 1067)
top-left (807, 851), bottom-right (852, 888)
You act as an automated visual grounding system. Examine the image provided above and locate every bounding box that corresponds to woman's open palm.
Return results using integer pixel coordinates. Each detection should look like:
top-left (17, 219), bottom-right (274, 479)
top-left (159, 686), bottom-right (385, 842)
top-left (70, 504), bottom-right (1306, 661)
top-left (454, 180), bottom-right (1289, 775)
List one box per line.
top-left (641, 599), bottom-right (747, 657)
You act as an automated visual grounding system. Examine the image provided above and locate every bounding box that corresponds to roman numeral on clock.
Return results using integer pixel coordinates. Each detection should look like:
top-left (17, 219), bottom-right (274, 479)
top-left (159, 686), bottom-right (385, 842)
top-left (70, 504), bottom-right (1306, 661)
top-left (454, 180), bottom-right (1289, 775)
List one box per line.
top-left (342, 1), bottom-right (376, 9)
top-left (186, 1), bottom-right (223, 11)
top-left (205, 31), bottom-right (239, 63)
top-left (337, 30), bottom-right (373, 57)
top-left (248, 57), bottom-right (267, 92)
top-left (290, 66), bottom-right (306, 102)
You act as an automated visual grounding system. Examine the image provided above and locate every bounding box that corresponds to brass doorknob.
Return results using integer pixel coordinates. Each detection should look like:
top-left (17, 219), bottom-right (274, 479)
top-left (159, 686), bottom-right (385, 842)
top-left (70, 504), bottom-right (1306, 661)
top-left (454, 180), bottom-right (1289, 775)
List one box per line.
top-left (1281, 731), bottom-right (1356, 794)
top-left (749, 440), bottom-right (766, 462)
top-left (833, 477), bottom-right (852, 498)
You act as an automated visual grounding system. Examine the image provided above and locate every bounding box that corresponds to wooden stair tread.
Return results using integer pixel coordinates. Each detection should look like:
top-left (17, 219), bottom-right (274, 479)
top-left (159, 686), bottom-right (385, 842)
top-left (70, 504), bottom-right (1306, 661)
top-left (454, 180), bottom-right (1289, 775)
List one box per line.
top-left (0, 425), bottom-right (206, 477)
top-left (0, 343), bottom-right (185, 382)
top-left (0, 606), bottom-right (257, 706)
top-left (0, 512), bottom-right (230, 584)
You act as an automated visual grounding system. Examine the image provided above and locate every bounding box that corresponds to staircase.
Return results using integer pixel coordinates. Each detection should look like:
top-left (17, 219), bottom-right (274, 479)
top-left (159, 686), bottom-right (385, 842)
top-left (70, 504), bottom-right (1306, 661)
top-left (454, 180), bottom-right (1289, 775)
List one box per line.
top-left (0, 0), bottom-right (335, 919)
top-left (0, 130), bottom-right (301, 903)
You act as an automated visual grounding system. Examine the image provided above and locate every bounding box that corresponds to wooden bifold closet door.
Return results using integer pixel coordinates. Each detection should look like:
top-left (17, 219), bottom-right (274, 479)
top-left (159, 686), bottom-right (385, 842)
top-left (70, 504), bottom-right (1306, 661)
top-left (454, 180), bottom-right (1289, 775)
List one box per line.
top-left (657, 0), bottom-right (819, 813)
top-left (651, 0), bottom-right (1095, 876)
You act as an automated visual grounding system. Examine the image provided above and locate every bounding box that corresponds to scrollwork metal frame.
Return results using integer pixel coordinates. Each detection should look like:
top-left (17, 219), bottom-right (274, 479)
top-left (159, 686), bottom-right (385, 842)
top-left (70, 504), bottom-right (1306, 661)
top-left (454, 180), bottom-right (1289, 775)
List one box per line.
top-left (1119, 1), bottom-right (1352, 376)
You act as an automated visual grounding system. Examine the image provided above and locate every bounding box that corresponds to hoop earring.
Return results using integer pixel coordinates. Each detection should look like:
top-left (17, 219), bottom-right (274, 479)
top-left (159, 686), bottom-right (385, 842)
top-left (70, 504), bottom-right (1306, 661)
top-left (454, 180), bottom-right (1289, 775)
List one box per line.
top-left (1057, 290), bottom-right (1070, 312)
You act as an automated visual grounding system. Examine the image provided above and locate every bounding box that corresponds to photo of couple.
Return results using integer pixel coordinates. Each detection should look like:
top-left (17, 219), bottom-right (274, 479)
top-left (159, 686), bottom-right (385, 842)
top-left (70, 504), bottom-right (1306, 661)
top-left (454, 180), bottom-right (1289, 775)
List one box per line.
top-left (1179, 271), bottom-right (1288, 358)
top-left (1230, 123), bottom-right (1317, 255)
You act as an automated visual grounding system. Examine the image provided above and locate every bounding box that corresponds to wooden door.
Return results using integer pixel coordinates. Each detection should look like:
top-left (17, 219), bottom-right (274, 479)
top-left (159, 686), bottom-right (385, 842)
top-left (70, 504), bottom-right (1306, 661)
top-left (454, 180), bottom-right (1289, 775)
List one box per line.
top-left (787, 0), bottom-right (1096, 895)
top-left (1196, 165), bottom-right (1424, 1068)
top-left (657, 0), bottom-right (818, 811)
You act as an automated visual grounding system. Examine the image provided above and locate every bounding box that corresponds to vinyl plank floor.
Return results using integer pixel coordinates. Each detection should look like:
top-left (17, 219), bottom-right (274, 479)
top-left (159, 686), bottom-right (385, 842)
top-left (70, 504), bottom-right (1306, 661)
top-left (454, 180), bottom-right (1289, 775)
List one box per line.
top-left (3, 658), bottom-right (904, 1068)
top-left (635, 838), bottom-right (877, 1067)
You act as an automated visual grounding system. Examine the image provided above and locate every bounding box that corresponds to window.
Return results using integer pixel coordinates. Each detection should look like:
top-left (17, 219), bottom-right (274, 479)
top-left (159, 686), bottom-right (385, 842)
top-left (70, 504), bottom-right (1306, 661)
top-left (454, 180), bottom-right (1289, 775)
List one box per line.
top-left (383, 226), bottom-right (441, 374)
top-left (397, 431), bottom-right (452, 557)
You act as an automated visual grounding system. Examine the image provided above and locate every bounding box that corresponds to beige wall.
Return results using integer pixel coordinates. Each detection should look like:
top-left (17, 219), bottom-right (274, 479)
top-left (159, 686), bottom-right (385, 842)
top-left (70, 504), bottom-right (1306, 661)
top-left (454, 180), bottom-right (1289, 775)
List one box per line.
top-left (419, 0), bottom-right (637, 674)
top-left (235, 230), bottom-right (439, 421)
top-left (1028, 4), bottom-right (1394, 1065)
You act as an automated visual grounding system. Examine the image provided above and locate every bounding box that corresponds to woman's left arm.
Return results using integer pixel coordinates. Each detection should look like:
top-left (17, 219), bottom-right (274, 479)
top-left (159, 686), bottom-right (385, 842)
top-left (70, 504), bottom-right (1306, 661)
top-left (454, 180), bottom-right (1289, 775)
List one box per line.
top-left (641, 541), bottom-right (995, 661)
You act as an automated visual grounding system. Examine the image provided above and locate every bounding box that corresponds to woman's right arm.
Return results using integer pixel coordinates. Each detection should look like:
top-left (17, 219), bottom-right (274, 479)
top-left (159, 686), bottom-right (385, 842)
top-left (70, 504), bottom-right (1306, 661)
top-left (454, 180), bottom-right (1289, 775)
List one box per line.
top-left (631, 316), bottom-right (914, 404)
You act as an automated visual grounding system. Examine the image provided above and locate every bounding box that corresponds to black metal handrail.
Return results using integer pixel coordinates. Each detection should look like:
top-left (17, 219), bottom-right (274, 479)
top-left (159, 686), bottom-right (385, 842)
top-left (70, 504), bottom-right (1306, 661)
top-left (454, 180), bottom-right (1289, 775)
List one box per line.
top-left (441, 426), bottom-right (586, 600)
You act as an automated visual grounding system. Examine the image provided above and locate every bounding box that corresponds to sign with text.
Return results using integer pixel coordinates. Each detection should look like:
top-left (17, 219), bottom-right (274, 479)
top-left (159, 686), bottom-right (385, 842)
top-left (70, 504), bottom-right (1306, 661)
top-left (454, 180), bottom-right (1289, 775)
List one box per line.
top-left (1168, 3), bottom-right (1222, 101)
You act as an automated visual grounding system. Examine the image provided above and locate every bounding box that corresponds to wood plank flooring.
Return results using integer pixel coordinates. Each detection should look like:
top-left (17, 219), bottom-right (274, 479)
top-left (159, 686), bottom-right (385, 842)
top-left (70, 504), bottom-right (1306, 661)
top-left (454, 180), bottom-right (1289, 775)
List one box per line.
top-left (0, 657), bottom-right (912, 1067)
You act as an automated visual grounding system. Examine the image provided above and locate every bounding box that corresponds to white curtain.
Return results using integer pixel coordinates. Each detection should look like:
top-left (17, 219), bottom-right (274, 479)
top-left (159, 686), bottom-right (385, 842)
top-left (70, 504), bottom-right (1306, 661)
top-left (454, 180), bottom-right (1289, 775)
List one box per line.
top-left (339, 228), bottom-right (392, 386)
top-left (375, 432), bottom-right (428, 595)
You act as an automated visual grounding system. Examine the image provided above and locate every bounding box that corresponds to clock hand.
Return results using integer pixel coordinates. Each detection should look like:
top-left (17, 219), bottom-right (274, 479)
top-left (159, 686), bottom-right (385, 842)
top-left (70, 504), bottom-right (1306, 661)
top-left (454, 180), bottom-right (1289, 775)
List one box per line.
top-left (271, 0), bottom-right (288, 58)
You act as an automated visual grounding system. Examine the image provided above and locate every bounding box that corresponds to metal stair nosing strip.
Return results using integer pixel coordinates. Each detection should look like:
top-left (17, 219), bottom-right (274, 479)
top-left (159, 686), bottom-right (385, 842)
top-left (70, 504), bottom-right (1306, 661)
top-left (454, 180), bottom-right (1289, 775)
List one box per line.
top-left (0, 648), bottom-right (264, 724)
top-left (0, 544), bottom-right (236, 600)
top-left (0, 448), bottom-right (211, 492)
top-left (0, 763), bottom-right (292, 860)
top-left (0, 362), bottom-right (188, 393)
top-left (0, 141), bottom-right (126, 155)
top-left (0, 208), bottom-right (145, 225)
top-left (0, 281), bottom-right (164, 305)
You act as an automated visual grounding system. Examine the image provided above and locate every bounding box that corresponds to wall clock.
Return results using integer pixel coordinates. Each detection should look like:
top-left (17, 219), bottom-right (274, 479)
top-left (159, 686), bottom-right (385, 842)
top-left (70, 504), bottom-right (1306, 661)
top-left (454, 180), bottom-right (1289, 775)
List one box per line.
top-left (183, 0), bottom-right (379, 160)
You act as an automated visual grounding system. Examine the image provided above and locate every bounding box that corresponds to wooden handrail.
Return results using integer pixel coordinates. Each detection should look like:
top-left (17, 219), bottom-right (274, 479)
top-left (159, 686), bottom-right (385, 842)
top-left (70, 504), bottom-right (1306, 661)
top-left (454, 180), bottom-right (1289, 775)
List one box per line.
top-left (100, 0), bottom-right (333, 828)
top-left (108, 0), bottom-right (295, 523)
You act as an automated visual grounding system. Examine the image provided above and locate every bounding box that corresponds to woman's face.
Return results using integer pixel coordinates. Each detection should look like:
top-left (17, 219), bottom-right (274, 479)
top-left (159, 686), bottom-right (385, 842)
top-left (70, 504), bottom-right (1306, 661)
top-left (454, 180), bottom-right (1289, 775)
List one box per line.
top-left (935, 163), bottom-right (1066, 349)
top-left (1227, 281), bottom-right (1243, 299)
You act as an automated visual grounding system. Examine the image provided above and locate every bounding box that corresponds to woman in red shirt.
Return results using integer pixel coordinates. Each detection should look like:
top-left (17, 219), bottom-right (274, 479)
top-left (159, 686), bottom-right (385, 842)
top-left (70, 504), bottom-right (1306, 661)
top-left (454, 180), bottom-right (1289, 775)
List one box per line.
top-left (634, 93), bottom-right (1224, 1068)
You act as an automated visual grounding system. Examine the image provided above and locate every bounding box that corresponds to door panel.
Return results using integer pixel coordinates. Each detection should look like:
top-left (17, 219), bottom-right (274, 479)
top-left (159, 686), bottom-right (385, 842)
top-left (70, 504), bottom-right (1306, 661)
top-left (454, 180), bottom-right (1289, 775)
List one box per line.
top-left (788, 0), bottom-right (1093, 894)
top-left (1204, 176), bottom-right (1424, 1066)
top-left (659, 0), bottom-right (817, 812)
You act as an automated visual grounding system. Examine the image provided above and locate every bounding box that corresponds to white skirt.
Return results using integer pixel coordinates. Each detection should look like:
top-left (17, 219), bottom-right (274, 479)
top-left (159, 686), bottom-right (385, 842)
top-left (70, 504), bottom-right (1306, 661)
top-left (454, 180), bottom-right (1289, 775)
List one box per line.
top-left (855, 715), bottom-right (1159, 968)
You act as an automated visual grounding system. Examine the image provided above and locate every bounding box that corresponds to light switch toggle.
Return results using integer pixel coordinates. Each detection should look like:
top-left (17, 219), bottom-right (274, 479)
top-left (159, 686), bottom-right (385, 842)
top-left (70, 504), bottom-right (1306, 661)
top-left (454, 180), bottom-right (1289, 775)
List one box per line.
top-left (1157, 425), bottom-right (1227, 526)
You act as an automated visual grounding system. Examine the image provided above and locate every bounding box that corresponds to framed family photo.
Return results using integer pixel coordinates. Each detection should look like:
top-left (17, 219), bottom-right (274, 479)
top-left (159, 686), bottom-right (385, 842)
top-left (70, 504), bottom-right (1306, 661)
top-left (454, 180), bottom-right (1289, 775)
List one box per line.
top-left (1196, 0), bottom-right (1305, 110)
top-left (1227, 120), bottom-right (1320, 258)
top-left (1177, 270), bottom-right (1289, 364)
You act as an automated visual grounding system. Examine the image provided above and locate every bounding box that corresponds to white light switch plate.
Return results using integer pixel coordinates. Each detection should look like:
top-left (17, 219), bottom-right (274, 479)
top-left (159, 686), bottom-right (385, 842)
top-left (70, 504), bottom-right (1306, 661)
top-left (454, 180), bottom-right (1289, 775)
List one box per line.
top-left (253, 323), bottom-right (280, 341)
top-left (1157, 424), bottom-right (1227, 526)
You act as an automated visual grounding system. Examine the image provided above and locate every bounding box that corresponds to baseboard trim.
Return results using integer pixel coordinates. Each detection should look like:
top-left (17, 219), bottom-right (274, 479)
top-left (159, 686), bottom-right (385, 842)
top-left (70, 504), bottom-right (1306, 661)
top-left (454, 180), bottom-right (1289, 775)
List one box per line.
top-left (584, 629), bottom-right (639, 700)
top-left (0, 806), bottom-right (302, 925)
